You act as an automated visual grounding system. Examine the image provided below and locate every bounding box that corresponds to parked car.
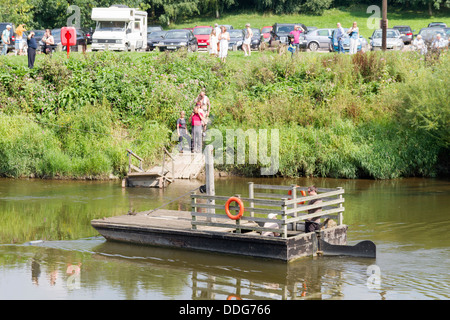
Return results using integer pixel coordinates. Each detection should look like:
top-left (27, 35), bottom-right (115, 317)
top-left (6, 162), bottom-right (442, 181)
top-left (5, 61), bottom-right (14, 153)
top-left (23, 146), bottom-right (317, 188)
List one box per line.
top-left (0, 23), bottom-right (15, 52)
top-left (329, 28), bottom-right (364, 53)
top-left (270, 23), bottom-right (308, 45)
top-left (416, 27), bottom-right (447, 45)
top-left (445, 27), bottom-right (450, 37)
top-left (393, 25), bottom-right (414, 44)
top-left (428, 22), bottom-right (447, 28)
top-left (370, 29), bottom-right (404, 51)
top-left (220, 24), bottom-right (233, 30)
top-left (228, 29), bottom-right (244, 50)
top-left (146, 30), bottom-right (166, 51)
top-left (306, 26), bottom-right (317, 33)
top-left (147, 25), bottom-right (163, 33)
top-left (82, 27), bottom-right (94, 44)
top-left (261, 26), bottom-right (272, 42)
top-left (51, 28), bottom-right (87, 52)
top-left (249, 28), bottom-right (261, 49)
top-left (193, 26), bottom-right (212, 49)
top-left (156, 29), bottom-right (198, 52)
top-left (305, 28), bottom-right (333, 51)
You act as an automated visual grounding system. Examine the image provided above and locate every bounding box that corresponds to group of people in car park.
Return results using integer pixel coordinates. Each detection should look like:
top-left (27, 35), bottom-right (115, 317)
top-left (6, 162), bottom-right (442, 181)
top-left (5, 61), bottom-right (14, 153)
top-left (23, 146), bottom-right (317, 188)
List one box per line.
top-left (207, 23), bottom-right (254, 62)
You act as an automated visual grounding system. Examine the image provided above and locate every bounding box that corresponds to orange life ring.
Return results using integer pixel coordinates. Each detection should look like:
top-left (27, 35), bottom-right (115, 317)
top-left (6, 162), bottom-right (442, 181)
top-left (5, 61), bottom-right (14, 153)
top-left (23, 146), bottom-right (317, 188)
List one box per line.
top-left (288, 187), bottom-right (307, 205)
top-left (225, 197), bottom-right (244, 220)
top-left (226, 294), bottom-right (242, 300)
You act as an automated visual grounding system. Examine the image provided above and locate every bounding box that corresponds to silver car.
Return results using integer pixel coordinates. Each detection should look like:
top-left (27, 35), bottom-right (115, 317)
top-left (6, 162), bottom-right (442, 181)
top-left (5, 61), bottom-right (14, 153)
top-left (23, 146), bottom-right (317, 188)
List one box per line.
top-left (305, 28), bottom-right (333, 51)
top-left (370, 29), bottom-right (404, 50)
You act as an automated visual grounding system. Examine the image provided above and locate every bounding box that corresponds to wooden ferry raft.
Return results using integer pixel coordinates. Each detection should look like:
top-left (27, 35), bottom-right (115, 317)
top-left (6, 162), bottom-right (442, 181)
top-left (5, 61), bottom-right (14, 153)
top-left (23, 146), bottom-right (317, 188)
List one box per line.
top-left (91, 183), bottom-right (367, 262)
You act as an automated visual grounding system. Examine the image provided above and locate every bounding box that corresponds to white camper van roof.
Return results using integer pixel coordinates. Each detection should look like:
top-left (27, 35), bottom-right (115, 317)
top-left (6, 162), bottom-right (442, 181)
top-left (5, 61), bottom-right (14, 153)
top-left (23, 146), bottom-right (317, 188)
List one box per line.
top-left (91, 7), bottom-right (147, 22)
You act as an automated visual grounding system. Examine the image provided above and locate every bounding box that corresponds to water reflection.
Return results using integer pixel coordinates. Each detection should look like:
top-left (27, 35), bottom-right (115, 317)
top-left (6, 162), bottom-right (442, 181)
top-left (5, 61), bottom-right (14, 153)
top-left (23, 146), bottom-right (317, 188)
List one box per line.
top-left (1, 238), bottom-right (381, 300)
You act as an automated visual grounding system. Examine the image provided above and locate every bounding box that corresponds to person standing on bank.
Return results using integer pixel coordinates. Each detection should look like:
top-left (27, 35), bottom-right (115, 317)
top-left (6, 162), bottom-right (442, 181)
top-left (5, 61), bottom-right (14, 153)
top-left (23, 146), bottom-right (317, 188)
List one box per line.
top-left (190, 104), bottom-right (205, 153)
top-left (348, 21), bottom-right (359, 54)
top-left (1, 25), bottom-right (11, 56)
top-left (243, 23), bottom-right (253, 57)
top-left (335, 23), bottom-right (345, 54)
top-left (218, 26), bottom-right (230, 63)
top-left (27, 31), bottom-right (38, 68)
top-left (177, 111), bottom-right (190, 153)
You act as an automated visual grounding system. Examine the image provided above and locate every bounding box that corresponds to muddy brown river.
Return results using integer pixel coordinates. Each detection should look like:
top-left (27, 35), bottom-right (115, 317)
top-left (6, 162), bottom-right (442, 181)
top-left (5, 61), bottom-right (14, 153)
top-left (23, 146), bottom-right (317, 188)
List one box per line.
top-left (0, 177), bottom-right (449, 300)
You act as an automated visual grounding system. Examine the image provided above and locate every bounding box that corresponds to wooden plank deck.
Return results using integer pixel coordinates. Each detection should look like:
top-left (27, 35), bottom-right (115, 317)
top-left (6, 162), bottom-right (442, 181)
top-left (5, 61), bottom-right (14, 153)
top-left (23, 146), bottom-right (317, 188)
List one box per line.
top-left (124, 151), bottom-right (205, 188)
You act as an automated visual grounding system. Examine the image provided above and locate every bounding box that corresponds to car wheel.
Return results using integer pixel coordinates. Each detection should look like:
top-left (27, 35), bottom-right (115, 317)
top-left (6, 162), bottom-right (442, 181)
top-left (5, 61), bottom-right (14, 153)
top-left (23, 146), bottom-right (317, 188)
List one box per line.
top-left (309, 42), bottom-right (319, 52)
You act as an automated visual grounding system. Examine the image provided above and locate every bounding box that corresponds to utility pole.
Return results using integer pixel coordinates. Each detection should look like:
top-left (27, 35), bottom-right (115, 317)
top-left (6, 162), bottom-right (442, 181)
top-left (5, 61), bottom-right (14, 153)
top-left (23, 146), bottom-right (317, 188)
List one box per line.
top-left (382, 0), bottom-right (388, 51)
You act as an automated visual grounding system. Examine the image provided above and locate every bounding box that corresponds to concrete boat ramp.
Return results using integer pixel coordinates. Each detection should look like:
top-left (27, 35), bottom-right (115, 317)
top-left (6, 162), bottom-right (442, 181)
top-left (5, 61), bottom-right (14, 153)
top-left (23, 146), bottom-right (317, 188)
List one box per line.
top-left (91, 183), bottom-right (356, 262)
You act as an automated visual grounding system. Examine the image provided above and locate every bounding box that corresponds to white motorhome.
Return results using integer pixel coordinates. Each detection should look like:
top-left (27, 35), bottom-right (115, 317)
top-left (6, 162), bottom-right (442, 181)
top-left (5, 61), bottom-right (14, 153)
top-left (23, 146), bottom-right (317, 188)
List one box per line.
top-left (91, 5), bottom-right (147, 51)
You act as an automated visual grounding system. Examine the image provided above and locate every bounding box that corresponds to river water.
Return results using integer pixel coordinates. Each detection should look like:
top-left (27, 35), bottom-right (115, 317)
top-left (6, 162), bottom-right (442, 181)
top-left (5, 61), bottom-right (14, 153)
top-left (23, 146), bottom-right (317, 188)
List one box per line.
top-left (0, 177), bottom-right (449, 300)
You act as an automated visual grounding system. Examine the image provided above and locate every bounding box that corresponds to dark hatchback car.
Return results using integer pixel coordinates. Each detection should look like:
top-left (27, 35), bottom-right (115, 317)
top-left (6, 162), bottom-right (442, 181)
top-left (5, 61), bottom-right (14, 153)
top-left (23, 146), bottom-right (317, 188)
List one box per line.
top-left (270, 23), bottom-right (308, 49)
top-left (428, 22), bottom-right (447, 28)
top-left (249, 28), bottom-right (261, 49)
top-left (0, 23), bottom-right (15, 52)
top-left (82, 27), bottom-right (94, 44)
top-left (393, 25), bottom-right (415, 44)
top-left (50, 28), bottom-right (87, 52)
top-left (228, 29), bottom-right (244, 50)
top-left (147, 30), bottom-right (166, 51)
top-left (156, 29), bottom-right (198, 52)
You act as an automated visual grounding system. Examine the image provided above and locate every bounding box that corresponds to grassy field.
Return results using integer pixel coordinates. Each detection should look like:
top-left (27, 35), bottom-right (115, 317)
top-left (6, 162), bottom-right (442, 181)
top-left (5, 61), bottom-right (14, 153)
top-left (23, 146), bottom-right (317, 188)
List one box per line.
top-left (170, 6), bottom-right (450, 39)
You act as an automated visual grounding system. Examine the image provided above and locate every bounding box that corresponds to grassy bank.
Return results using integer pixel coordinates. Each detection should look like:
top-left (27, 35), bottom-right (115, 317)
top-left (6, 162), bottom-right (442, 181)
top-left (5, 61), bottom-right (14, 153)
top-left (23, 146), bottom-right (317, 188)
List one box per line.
top-left (0, 48), bottom-right (448, 179)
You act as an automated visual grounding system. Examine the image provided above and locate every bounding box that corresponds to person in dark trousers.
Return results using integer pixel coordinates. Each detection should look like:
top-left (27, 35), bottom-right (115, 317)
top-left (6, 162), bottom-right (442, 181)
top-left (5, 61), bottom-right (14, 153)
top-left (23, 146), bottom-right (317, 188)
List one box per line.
top-left (27, 31), bottom-right (38, 68)
top-left (176, 111), bottom-right (190, 153)
top-left (305, 185), bottom-right (323, 233)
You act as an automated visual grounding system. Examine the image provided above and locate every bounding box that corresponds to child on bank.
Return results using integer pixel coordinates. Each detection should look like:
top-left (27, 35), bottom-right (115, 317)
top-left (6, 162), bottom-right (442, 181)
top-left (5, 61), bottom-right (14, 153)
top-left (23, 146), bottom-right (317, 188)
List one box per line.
top-left (177, 111), bottom-right (190, 153)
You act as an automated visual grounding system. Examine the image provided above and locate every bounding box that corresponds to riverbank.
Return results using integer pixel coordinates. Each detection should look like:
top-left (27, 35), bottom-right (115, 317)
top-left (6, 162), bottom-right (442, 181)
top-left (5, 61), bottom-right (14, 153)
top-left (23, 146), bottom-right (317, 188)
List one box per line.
top-left (0, 49), bottom-right (448, 180)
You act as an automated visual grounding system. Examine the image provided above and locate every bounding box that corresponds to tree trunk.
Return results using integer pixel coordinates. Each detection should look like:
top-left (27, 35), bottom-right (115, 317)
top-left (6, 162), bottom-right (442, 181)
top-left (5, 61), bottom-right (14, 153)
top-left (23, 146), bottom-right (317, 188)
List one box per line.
top-left (428, 1), bottom-right (433, 16)
top-left (216, 0), bottom-right (220, 19)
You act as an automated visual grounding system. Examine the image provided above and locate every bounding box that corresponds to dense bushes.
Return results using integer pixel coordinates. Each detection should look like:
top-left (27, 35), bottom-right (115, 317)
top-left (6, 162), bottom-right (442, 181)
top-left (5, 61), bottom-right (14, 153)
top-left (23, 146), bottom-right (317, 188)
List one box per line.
top-left (0, 49), bottom-right (448, 179)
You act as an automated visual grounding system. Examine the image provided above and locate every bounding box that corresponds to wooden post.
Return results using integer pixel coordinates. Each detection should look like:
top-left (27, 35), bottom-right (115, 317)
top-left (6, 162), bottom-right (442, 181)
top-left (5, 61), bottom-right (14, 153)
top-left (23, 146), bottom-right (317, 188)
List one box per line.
top-left (290, 184), bottom-right (297, 217)
top-left (191, 191), bottom-right (197, 230)
top-left (338, 187), bottom-right (343, 225)
top-left (205, 145), bottom-right (215, 221)
top-left (248, 182), bottom-right (254, 217)
top-left (382, 0), bottom-right (388, 51)
top-left (235, 194), bottom-right (241, 234)
top-left (281, 198), bottom-right (288, 239)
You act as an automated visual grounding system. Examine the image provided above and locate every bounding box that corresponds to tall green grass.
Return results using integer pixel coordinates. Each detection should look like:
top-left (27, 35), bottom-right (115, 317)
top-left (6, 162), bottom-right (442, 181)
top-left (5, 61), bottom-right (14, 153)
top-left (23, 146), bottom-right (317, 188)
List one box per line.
top-left (0, 48), bottom-right (448, 179)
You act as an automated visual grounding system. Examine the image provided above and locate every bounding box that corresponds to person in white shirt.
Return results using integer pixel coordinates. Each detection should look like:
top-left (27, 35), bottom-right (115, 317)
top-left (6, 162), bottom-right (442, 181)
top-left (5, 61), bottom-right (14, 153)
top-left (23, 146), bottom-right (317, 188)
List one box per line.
top-left (243, 23), bottom-right (253, 57)
top-left (431, 34), bottom-right (446, 50)
top-left (412, 34), bottom-right (426, 55)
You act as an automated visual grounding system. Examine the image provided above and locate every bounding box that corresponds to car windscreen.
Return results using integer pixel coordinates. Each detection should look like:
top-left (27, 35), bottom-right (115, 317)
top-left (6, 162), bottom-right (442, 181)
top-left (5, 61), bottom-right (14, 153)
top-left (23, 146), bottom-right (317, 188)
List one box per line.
top-left (372, 30), bottom-right (398, 38)
top-left (276, 25), bottom-right (294, 33)
top-left (251, 29), bottom-right (260, 37)
top-left (193, 27), bottom-right (211, 35)
top-left (147, 26), bottom-right (162, 32)
top-left (96, 21), bottom-right (126, 31)
top-left (33, 30), bottom-right (45, 37)
top-left (148, 31), bottom-right (166, 38)
top-left (165, 31), bottom-right (188, 39)
top-left (394, 27), bottom-right (410, 32)
top-left (229, 30), bottom-right (243, 37)
top-left (419, 29), bottom-right (445, 37)
top-left (261, 27), bottom-right (272, 33)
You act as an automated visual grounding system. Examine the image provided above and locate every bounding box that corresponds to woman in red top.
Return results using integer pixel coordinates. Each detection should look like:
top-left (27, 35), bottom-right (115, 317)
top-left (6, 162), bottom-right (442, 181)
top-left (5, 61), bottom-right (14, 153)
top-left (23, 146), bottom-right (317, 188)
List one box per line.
top-left (190, 104), bottom-right (205, 153)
